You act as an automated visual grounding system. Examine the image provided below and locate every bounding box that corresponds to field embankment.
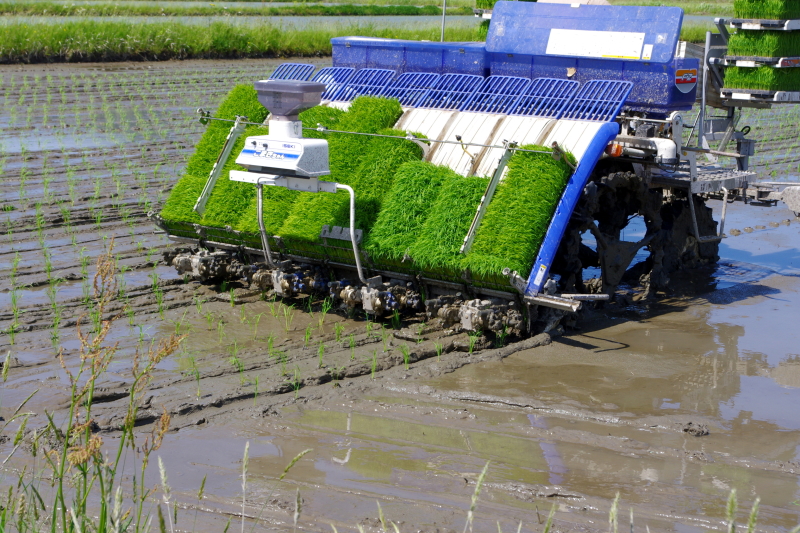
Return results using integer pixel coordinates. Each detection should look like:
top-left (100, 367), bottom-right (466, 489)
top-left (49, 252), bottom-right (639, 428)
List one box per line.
top-left (0, 22), bottom-right (481, 64)
top-left (0, 2), bottom-right (472, 17)
top-left (0, 19), bottom-right (710, 64)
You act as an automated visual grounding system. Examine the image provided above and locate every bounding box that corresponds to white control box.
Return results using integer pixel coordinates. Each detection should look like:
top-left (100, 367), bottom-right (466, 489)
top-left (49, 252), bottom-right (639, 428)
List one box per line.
top-left (235, 134), bottom-right (330, 178)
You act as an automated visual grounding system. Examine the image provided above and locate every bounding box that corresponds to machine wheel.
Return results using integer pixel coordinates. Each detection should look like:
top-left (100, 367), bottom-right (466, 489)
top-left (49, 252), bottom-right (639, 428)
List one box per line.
top-left (552, 171), bottom-right (720, 298)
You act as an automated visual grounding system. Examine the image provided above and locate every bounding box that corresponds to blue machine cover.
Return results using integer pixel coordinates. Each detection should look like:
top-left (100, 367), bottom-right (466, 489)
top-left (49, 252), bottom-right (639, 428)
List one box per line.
top-left (486, 2), bottom-right (682, 65)
top-left (269, 63), bottom-right (316, 81)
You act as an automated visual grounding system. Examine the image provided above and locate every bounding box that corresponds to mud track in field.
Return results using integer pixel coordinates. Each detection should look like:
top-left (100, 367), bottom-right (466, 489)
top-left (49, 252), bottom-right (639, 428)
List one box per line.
top-left (2, 60), bottom-right (800, 533)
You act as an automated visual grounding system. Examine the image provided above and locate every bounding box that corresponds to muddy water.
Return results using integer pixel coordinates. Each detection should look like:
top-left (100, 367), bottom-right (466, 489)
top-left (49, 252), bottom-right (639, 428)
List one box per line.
top-left (1, 59), bottom-right (799, 533)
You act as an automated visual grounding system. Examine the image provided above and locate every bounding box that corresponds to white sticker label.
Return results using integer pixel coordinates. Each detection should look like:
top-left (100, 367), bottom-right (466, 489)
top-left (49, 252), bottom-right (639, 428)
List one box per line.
top-left (533, 264), bottom-right (548, 288)
top-left (546, 28), bottom-right (646, 60)
top-left (642, 44), bottom-right (653, 61)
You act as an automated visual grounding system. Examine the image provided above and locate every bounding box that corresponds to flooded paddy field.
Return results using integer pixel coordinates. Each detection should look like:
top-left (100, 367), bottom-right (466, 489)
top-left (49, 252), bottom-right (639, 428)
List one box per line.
top-left (1, 59), bottom-right (800, 532)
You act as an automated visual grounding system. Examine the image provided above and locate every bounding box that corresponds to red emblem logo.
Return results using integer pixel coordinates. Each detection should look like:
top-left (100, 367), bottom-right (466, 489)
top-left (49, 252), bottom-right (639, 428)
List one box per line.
top-left (675, 69), bottom-right (698, 93)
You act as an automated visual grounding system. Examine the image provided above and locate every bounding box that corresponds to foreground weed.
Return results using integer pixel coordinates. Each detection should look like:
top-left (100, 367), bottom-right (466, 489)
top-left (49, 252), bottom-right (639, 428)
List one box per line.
top-left (2, 241), bottom-right (184, 532)
top-left (463, 461), bottom-right (490, 533)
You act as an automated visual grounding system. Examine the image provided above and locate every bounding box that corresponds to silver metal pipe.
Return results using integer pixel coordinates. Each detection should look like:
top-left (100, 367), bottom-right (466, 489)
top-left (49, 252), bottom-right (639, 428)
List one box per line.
top-left (195, 114), bottom-right (553, 155)
top-left (718, 187), bottom-right (729, 237)
top-left (256, 181), bottom-right (278, 268)
top-left (335, 183), bottom-right (369, 285)
top-left (440, 0), bottom-right (447, 42)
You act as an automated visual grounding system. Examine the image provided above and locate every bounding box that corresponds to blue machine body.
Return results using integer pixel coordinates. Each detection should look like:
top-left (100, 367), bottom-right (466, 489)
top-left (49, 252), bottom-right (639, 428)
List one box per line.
top-left (486, 2), bottom-right (697, 115)
top-left (331, 37), bottom-right (489, 77)
top-left (325, 2), bottom-right (697, 297)
top-left (331, 2), bottom-right (698, 115)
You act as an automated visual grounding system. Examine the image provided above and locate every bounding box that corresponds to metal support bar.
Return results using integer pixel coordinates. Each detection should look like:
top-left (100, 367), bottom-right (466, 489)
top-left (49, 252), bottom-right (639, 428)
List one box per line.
top-left (335, 183), bottom-right (369, 285)
top-left (194, 116), bottom-right (246, 215)
top-left (460, 142), bottom-right (517, 254)
top-left (256, 181), bottom-right (278, 268)
top-left (524, 294), bottom-right (581, 313)
top-left (249, 174), bottom-right (368, 284)
top-left (688, 187), bottom-right (729, 244)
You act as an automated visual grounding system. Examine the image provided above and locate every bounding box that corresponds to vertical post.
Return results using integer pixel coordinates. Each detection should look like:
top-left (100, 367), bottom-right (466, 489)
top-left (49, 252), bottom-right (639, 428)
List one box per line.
top-left (440, 0), bottom-right (447, 42)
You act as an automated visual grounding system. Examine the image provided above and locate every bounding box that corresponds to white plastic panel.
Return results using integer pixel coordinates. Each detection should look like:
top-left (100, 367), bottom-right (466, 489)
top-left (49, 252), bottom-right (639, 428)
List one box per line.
top-left (326, 100), bottom-right (352, 111)
top-left (395, 108), bottom-right (457, 157)
top-left (431, 112), bottom-right (505, 176)
top-left (475, 116), bottom-right (555, 177)
top-left (541, 120), bottom-right (604, 162)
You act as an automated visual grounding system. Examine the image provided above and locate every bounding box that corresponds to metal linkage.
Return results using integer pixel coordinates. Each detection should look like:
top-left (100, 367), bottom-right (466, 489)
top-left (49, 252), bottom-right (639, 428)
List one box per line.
top-left (193, 115), bottom-right (247, 215)
top-left (688, 187), bottom-right (729, 243)
top-left (460, 141), bottom-right (518, 254)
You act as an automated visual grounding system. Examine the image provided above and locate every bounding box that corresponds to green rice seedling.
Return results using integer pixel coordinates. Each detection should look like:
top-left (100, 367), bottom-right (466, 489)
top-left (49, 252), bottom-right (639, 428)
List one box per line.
top-left (318, 341), bottom-right (326, 368)
top-left (268, 297), bottom-right (279, 318)
top-left (495, 326), bottom-right (509, 348)
top-left (267, 332), bottom-right (276, 358)
top-left (464, 145), bottom-right (575, 278)
top-left (392, 309), bottom-right (401, 330)
top-left (291, 366), bottom-right (302, 398)
top-left (728, 30), bottom-right (800, 59)
top-left (735, 0), bottom-right (800, 19)
top-left (350, 333), bottom-right (357, 360)
top-left (408, 175), bottom-right (487, 272)
top-left (334, 322), bottom-right (345, 343)
top-left (434, 341), bottom-right (443, 361)
top-left (160, 84), bottom-right (267, 225)
top-left (205, 311), bottom-right (215, 330)
top-left (188, 357), bottom-right (201, 398)
top-left (253, 375), bottom-right (260, 407)
top-left (348, 128), bottom-right (425, 230)
top-left (399, 344), bottom-right (411, 370)
top-left (218, 320), bottom-right (226, 343)
top-left (251, 313), bottom-right (263, 341)
top-left (371, 349), bottom-right (378, 379)
top-left (278, 97), bottom-right (404, 242)
top-left (319, 297), bottom-right (333, 329)
top-left (724, 66), bottom-right (800, 91)
top-left (468, 332), bottom-right (480, 354)
top-left (194, 294), bottom-right (206, 314)
top-left (381, 324), bottom-right (391, 352)
top-left (283, 304), bottom-right (295, 332)
top-left (155, 285), bottom-right (165, 318)
top-left (229, 353), bottom-right (245, 385)
top-left (229, 287), bottom-right (236, 307)
top-left (304, 325), bottom-right (313, 348)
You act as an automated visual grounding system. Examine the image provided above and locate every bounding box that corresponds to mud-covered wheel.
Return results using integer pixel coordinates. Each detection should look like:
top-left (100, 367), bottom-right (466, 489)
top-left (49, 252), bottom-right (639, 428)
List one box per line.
top-left (647, 193), bottom-right (719, 280)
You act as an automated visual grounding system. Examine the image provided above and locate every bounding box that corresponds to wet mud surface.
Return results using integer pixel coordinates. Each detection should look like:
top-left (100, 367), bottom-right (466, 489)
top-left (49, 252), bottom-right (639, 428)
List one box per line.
top-left (1, 60), bottom-right (800, 532)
